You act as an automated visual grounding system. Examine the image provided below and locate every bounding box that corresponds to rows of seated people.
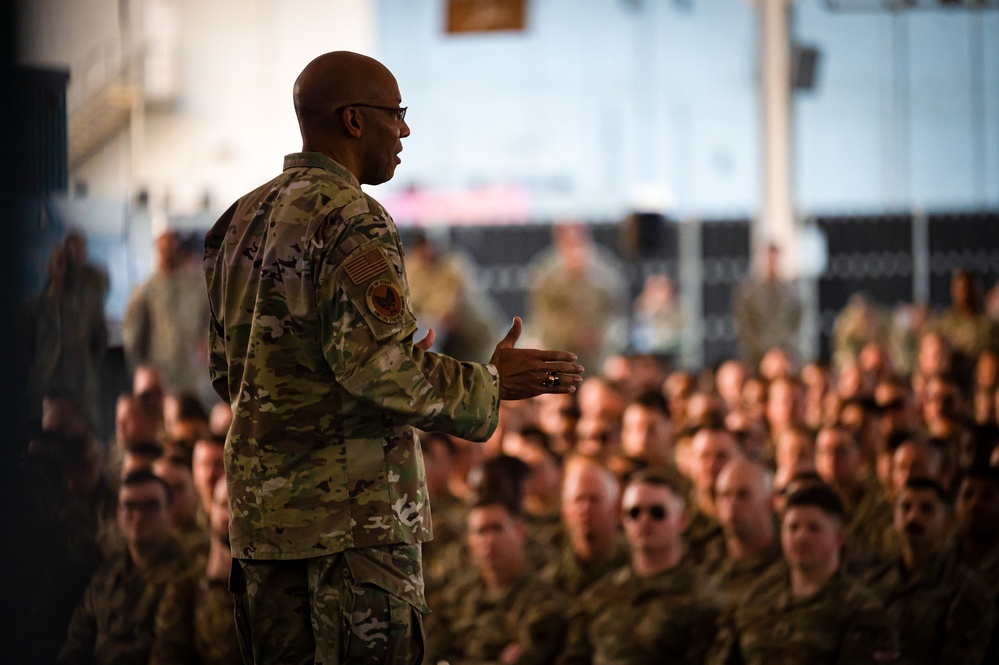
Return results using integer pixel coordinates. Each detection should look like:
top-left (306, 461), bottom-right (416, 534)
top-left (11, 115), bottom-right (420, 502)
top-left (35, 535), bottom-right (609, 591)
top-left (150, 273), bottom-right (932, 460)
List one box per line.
top-left (12, 306), bottom-right (999, 664)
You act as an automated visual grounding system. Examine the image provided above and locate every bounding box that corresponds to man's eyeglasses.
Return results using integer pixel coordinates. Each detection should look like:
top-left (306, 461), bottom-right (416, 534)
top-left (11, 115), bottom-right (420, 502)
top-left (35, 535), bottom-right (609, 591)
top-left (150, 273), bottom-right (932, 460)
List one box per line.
top-left (624, 504), bottom-right (667, 521)
top-left (335, 104), bottom-right (407, 122)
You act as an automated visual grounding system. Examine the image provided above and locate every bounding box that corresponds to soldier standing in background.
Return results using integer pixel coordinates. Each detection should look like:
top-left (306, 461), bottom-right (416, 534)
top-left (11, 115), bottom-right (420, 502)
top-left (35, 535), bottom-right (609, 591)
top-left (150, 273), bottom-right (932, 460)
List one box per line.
top-left (24, 245), bottom-right (107, 428)
top-left (733, 243), bottom-right (802, 371)
top-left (205, 51), bottom-right (582, 665)
top-left (123, 226), bottom-right (213, 406)
top-left (528, 222), bottom-right (627, 374)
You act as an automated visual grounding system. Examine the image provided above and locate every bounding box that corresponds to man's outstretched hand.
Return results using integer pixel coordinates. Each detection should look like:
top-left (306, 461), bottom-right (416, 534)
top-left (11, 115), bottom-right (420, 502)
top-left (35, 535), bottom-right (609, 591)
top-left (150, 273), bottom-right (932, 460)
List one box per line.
top-left (489, 317), bottom-right (584, 400)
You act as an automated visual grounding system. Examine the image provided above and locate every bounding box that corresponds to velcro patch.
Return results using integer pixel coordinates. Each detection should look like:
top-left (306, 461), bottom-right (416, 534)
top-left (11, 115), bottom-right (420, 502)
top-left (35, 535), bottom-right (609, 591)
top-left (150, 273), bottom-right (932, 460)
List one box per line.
top-left (344, 248), bottom-right (389, 285)
top-left (366, 279), bottom-right (405, 324)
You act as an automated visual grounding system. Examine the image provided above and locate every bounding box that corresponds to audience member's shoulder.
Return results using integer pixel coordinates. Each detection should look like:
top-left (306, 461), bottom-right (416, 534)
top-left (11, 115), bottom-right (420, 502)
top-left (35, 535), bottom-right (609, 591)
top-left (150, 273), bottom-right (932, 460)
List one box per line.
top-left (738, 560), bottom-right (788, 605)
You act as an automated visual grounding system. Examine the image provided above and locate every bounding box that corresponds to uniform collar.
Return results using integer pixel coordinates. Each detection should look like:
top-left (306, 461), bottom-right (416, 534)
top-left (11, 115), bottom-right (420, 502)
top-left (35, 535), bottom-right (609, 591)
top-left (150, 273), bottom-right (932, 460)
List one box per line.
top-left (283, 152), bottom-right (360, 187)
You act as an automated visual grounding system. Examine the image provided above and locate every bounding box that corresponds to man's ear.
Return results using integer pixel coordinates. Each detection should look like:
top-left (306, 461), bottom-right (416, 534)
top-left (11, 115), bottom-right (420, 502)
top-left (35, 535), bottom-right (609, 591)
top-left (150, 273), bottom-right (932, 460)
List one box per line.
top-left (342, 107), bottom-right (363, 139)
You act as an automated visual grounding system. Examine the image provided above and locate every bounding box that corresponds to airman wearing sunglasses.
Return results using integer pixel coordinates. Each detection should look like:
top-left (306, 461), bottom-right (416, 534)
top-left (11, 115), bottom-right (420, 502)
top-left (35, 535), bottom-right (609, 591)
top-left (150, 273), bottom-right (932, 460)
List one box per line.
top-left (558, 469), bottom-right (721, 665)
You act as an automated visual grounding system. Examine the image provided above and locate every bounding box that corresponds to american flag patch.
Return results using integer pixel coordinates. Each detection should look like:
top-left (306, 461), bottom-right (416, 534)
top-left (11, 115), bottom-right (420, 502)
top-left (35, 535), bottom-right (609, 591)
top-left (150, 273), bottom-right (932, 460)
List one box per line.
top-left (344, 248), bottom-right (389, 284)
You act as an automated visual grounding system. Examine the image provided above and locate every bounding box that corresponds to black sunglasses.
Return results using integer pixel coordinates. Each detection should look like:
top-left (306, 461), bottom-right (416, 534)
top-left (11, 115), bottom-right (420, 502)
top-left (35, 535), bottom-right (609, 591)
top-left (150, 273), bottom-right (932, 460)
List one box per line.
top-left (624, 504), bottom-right (666, 521)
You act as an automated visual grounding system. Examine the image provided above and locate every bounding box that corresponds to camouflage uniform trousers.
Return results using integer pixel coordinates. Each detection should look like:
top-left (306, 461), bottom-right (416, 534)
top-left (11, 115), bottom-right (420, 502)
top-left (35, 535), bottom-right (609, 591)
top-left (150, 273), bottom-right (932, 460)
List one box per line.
top-left (231, 544), bottom-right (426, 665)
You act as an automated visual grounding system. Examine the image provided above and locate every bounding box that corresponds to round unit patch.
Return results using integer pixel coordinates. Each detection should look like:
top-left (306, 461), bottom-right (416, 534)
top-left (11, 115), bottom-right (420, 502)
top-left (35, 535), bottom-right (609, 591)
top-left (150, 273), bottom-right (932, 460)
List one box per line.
top-left (366, 279), bottom-right (405, 323)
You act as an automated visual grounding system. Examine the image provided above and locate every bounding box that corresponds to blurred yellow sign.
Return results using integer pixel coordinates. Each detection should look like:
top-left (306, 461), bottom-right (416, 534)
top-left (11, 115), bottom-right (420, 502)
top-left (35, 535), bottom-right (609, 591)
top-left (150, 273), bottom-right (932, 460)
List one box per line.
top-left (446, 0), bottom-right (527, 33)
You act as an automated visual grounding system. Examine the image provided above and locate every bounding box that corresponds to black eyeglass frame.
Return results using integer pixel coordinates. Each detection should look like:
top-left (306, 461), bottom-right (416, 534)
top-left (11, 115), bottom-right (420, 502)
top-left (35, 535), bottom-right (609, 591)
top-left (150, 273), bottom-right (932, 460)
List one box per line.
top-left (624, 504), bottom-right (667, 521)
top-left (335, 103), bottom-right (407, 122)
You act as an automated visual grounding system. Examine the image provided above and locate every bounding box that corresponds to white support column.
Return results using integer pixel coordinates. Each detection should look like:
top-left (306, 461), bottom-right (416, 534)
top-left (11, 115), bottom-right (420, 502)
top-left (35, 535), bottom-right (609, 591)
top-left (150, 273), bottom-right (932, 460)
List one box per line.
top-left (758, 0), bottom-right (796, 273)
top-left (679, 216), bottom-right (704, 370)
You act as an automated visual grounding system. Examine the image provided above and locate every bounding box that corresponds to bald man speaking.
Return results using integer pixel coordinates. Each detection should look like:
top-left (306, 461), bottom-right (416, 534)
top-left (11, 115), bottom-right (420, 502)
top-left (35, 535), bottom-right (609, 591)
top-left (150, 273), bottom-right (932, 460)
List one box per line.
top-left (205, 51), bottom-right (583, 664)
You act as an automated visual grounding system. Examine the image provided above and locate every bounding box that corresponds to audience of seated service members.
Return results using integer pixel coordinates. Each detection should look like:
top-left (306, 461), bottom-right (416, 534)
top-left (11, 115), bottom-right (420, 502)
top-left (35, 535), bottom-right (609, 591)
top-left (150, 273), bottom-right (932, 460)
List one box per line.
top-left (16, 231), bottom-right (999, 665)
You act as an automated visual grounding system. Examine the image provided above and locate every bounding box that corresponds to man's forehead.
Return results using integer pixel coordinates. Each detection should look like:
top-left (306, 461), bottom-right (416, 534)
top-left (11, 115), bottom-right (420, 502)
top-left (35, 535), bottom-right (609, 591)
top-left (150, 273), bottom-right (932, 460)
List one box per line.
top-left (784, 504), bottom-right (836, 524)
top-left (961, 477), bottom-right (999, 497)
top-left (623, 482), bottom-right (675, 504)
top-left (897, 487), bottom-right (940, 505)
top-left (564, 467), bottom-right (613, 499)
top-left (718, 471), bottom-right (755, 494)
top-left (818, 430), bottom-right (851, 447)
top-left (469, 504), bottom-right (512, 523)
top-left (121, 481), bottom-right (166, 502)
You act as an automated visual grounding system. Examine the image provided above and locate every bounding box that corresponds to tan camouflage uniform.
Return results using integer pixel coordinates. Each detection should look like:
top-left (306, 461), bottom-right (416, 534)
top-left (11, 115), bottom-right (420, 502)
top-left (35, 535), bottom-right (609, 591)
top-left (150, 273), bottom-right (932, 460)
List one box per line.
top-left (732, 278), bottom-right (802, 369)
top-left (123, 264), bottom-right (214, 405)
top-left (557, 559), bottom-right (722, 665)
top-left (205, 152), bottom-right (500, 664)
top-left (707, 539), bottom-right (782, 611)
top-left (863, 547), bottom-right (996, 665)
top-left (707, 562), bottom-right (899, 665)
top-left (176, 518), bottom-right (210, 563)
top-left (684, 508), bottom-right (726, 568)
top-left (57, 538), bottom-right (191, 665)
top-left (539, 531), bottom-right (631, 598)
top-left (150, 575), bottom-right (242, 665)
top-left (842, 477), bottom-right (893, 574)
top-left (426, 569), bottom-right (568, 665)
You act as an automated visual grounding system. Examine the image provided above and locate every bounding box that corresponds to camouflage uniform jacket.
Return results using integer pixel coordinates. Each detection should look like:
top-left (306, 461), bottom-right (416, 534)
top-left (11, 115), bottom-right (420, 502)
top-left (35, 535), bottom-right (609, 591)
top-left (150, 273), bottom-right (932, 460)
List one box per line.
top-left (123, 265), bottom-right (214, 405)
top-left (57, 538), bottom-right (191, 665)
top-left (707, 562), bottom-right (899, 665)
top-left (955, 536), bottom-right (999, 597)
top-left (684, 507), bottom-right (726, 567)
top-left (557, 559), bottom-right (722, 665)
top-left (864, 546), bottom-right (996, 665)
top-left (708, 539), bottom-right (782, 611)
top-left (540, 530), bottom-right (630, 597)
top-left (205, 153), bottom-right (500, 560)
top-left (150, 575), bottom-right (242, 665)
top-left (843, 476), bottom-right (893, 574)
top-left (426, 569), bottom-right (568, 665)
top-left (732, 278), bottom-right (802, 368)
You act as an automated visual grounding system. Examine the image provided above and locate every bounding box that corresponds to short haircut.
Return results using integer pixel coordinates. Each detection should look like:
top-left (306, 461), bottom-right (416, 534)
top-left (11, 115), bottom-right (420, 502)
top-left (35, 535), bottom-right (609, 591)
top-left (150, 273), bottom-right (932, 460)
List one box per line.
top-left (175, 392), bottom-right (208, 422)
top-left (468, 494), bottom-right (521, 518)
top-left (624, 467), bottom-right (685, 504)
top-left (959, 465), bottom-right (999, 491)
top-left (160, 439), bottom-right (194, 469)
top-left (821, 424), bottom-right (860, 449)
top-left (468, 455), bottom-right (529, 513)
top-left (900, 477), bottom-right (949, 505)
top-left (121, 469), bottom-right (173, 505)
top-left (784, 483), bottom-right (845, 521)
top-left (882, 429), bottom-right (916, 455)
top-left (126, 441), bottom-right (165, 458)
top-left (562, 454), bottom-right (619, 501)
top-left (518, 426), bottom-right (557, 459)
top-left (630, 390), bottom-right (670, 418)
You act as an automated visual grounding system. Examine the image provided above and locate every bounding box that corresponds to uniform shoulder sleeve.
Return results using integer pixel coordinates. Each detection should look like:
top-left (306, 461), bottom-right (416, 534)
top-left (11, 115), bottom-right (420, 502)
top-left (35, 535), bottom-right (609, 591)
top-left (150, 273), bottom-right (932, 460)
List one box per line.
top-left (148, 574), bottom-right (199, 665)
top-left (936, 565), bottom-right (997, 665)
top-left (836, 587), bottom-right (899, 664)
top-left (316, 208), bottom-right (500, 441)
